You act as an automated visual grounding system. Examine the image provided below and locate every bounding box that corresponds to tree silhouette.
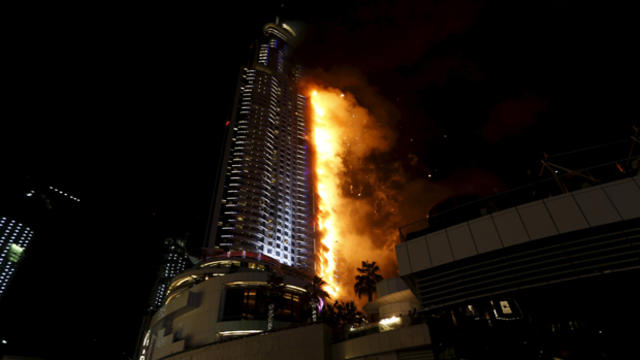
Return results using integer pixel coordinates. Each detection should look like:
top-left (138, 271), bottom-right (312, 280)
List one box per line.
top-left (339, 301), bottom-right (364, 327)
top-left (354, 260), bottom-right (383, 302)
top-left (265, 273), bottom-right (285, 330)
top-left (305, 275), bottom-right (330, 322)
top-left (321, 300), bottom-right (366, 341)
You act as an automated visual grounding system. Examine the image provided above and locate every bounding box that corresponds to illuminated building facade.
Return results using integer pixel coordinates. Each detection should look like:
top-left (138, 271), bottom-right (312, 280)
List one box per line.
top-left (147, 237), bottom-right (190, 311)
top-left (208, 21), bottom-right (314, 270)
top-left (138, 251), bottom-right (312, 360)
top-left (0, 217), bottom-right (34, 299)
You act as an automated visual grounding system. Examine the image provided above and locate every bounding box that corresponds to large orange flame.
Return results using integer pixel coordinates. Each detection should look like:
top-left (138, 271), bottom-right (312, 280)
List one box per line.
top-left (309, 84), bottom-right (402, 305)
top-left (306, 79), bottom-right (497, 308)
top-left (310, 88), bottom-right (342, 298)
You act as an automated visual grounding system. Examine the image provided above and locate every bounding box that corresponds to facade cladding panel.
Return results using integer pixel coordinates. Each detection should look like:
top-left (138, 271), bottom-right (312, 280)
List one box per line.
top-left (492, 208), bottom-right (529, 247)
top-left (209, 23), bottom-right (314, 271)
top-left (426, 230), bottom-right (452, 267)
top-left (468, 216), bottom-right (502, 253)
top-left (517, 200), bottom-right (559, 240)
top-left (408, 236), bottom-right (431, 272)
top-left (544, 194), bottom-right (590, 233)
top-left (603, 178), bottom-right (640, 219)
top-left (573, 187), bottom-right (622, 226)
top-left (446, 224), bottom-right (477, 261)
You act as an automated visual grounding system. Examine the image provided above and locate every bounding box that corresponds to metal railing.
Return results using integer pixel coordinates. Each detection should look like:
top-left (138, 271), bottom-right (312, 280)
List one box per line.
top-left (400, 151), bottom-right (639, 242)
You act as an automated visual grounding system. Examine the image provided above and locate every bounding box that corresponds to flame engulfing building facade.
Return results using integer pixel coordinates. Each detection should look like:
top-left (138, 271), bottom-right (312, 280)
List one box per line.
top-left (207, 22), bottom-right (314, 271)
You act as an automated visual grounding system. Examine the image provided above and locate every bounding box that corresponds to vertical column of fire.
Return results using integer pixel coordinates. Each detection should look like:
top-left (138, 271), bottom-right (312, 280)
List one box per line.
top-left (310, 89), bottom-right (341, 298)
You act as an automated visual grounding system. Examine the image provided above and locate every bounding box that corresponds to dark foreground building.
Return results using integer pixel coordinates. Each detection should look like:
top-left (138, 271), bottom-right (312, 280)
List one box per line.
top-left (396, 175), bottom-right (640, 359)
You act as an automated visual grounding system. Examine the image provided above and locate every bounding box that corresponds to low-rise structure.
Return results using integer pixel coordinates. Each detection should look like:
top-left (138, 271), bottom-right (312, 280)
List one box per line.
top-left (139, 251), bottom-right (313, 360)
top-left (396, 175), bottom-right (640, 358)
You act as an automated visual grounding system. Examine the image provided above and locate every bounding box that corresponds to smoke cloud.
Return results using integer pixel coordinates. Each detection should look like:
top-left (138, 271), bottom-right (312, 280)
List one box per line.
top-left (304, 68), bottom-right (503, 308)
top-left (304, 77), bottom-right (435, 307)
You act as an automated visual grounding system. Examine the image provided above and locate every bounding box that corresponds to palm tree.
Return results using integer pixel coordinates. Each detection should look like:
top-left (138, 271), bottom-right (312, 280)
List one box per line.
top-left (354, 260), bottom-right (383, 302)
top-left (319, 301), bottom-right (338, 327)
top-left (305, 275), bottom-right (330, 322)
top-left (266, 273), bottom-right (285, 330)
top-left (328, 300), bottom-right (366, 341)
top-left (340, 301), bottom-right (365, 328)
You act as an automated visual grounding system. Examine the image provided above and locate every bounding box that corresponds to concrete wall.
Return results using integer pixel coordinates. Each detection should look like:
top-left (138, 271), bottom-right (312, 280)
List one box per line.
top-left (332, 324), bottom-right (431, 360)
top-left (379, 301), bottom-right (414, 319)
top-left (376, 278), bottom-right (409, 298)
top-left (397, 176), bottom-right (640, 276)
top-left (163, 323), bottom-right (330, 360)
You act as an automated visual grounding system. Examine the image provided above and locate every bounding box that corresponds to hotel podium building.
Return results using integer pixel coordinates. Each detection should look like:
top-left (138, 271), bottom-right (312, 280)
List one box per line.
top-left (207, 21), bottom-right (314, 271)
top-left (137, 21), bottom-right (321, 360)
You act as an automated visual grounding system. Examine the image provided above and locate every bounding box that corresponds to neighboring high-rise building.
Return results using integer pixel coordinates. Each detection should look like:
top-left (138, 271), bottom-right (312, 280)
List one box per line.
top-left (0, 217), bottom-right (34, 298)
top-left (0, 176), bottom-right (80, 300)
top-left (147, 237), bottom-right (189, 311)
top-left (207, 21), bottom-right (314, 271)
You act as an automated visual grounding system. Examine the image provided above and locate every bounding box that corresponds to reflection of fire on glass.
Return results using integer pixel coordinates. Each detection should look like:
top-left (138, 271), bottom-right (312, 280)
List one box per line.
top-left (500, 300), bottom-right (513, 314)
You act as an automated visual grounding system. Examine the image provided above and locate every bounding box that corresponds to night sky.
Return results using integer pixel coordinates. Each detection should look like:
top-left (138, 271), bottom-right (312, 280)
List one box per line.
top-left (1, 1), bottom-right (637, 358)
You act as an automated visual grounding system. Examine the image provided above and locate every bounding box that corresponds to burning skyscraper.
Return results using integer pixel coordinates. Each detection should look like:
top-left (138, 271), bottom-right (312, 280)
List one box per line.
top-left (206, 21), bottom-right (314, 271)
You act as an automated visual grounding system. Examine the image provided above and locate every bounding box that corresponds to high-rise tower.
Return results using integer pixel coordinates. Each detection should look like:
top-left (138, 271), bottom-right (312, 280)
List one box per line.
top-left (147, 236), bottom-right (189, 311)
top-left (0, 176), bottom-right (80, 300)
top-left (207, 21), bottom-right (314, 271)
top-left (0, 217), bottom-right (34, 299)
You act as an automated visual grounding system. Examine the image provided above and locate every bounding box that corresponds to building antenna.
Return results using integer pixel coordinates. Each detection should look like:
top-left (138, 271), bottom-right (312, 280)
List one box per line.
top-left (275, 2), bottom-right (285, 25)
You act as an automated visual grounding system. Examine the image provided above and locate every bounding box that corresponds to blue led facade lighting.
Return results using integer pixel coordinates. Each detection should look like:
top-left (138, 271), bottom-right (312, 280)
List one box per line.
top-left (208, 22), bottom-right (314, 271)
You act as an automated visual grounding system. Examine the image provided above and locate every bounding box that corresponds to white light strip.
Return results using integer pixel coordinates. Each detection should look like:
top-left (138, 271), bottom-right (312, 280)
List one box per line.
top-left (218, 330), bottom-right (263, 336)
